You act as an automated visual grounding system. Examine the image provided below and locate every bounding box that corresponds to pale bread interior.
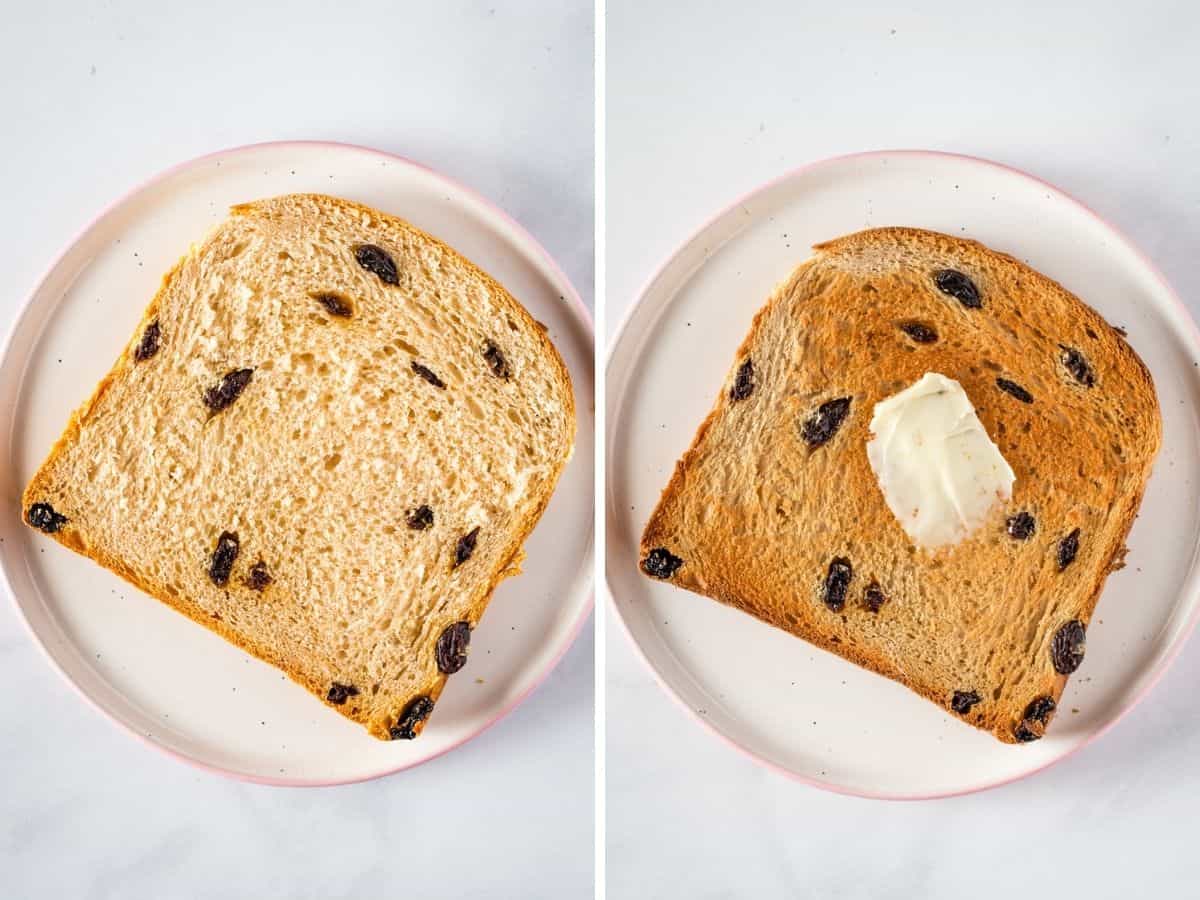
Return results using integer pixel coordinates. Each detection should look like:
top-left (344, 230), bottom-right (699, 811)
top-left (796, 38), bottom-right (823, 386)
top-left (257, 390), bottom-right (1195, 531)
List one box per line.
top-left (24, 193), bottom-right (575, 740)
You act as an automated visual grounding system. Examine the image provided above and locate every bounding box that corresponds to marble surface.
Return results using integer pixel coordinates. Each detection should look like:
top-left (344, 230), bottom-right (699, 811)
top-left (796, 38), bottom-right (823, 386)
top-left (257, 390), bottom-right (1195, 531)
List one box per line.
top-left (0, 2), bottom-right (593, 898)
top-left (606, 1), bottom-right (1200, 897)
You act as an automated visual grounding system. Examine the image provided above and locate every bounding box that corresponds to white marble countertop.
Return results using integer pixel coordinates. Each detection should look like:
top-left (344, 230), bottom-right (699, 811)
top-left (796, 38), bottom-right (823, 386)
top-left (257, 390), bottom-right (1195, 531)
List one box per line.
top-left (0, 2), bottom-right (593, 898)
top-left (606, 1), bottom-right (1200, 896)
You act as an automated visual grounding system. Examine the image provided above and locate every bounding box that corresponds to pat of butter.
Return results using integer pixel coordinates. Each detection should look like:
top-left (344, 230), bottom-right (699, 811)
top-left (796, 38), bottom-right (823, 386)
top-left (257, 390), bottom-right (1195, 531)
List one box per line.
top-left (866, 372), bottom-right (1014, 548)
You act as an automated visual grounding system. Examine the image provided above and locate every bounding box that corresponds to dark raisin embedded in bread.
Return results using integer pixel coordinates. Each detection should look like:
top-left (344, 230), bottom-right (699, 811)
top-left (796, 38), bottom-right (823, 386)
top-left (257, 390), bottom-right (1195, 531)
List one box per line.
top-left (822, 557), bottom-right (852, 611)
top-left (353, 243), bottom-right (399, 285)
top-left (934, 269), bottom-right (981, 308)
top-left (133, 320), bottom-right (161, 361)
top-left (899, 321), bottom-right (938, 343)
top-left (1061, 346), bottom-right (1096, 387)
top-left (406, 505), bottom-right (434, 530)
top-left (390, 695), bottom-right (434, 740)
top-left (1028, 697), bottom-right (1057, 720)
top-left (1050, 620), bottom-right (1086, 674)
top-left (951, 690), bottom-right (981, 715)
top-left (27, 502), bottom-right (68, 534)
top-left (411, 362), bottom-right (446, 389)
top-left (311, 291), bottom-right (353, 317)
top-left (1006, 512), bottom-right (1036, 540)
top-left (730, 359), bottom-right (755, 401)
top-left (802, 397), bottom-right (852, 448)
top-left (327, 682), bottom-right (360, 705)
top-left (1014, 696), bottom-right (1056, 742)
top-left (863, 581), bottom-right (886, 613)
top-left (435, 621), bottom-right (471, 674)
top-left (208, 531), bottom-right (240, 586)
top-left (996, 378), bottom-right (1034, 404)
top-left (483, 340), bottom-right (512, 380)
top-left (203, 369), bottom-right (254, 413)
top-left (245, 559), bottom-right (273, 591)
top-left (641, 547), bottom-right (683, 579)
top-left (453, 527), bottom-right (480, 568)
top-left (1057, 529), bottom-right (1081, 570)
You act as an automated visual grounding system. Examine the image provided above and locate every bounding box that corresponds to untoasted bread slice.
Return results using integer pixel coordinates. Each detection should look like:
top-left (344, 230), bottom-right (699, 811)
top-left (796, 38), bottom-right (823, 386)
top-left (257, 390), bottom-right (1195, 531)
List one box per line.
top-left (640, 227), bottom-right (1159, 744)
top-left (23, 193), bottom-right (575, 740)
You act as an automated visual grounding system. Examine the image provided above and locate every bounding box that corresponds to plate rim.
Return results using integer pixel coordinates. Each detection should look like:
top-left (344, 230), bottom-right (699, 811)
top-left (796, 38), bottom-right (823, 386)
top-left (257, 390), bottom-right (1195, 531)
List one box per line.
top-left (604, 147), bottom-right (1200, 800)
top-left (0, 139), bottom-right (595, 787)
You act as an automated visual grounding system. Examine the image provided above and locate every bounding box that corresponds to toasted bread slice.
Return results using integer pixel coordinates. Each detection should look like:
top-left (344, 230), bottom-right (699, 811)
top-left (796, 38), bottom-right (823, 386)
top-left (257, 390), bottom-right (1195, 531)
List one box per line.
top-left (23, 193), bottom-right (575, 740)
top-left (640, 227), bottom-right (1159, 743)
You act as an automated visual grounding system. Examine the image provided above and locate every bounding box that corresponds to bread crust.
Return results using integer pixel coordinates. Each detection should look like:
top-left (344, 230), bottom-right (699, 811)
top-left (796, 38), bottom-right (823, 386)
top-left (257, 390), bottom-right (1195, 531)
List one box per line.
top-left (23, 194), bottom-right (575, 741)
top-left (641, 227), bottom-right (1160, 744)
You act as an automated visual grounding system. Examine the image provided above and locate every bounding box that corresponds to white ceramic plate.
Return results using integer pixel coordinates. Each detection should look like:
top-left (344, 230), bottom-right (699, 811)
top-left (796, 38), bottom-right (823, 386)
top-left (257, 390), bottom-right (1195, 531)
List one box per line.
top-left (0, 141), bottom-right (594, 785)
top-left (606, 150), bottom-right (1200, 799)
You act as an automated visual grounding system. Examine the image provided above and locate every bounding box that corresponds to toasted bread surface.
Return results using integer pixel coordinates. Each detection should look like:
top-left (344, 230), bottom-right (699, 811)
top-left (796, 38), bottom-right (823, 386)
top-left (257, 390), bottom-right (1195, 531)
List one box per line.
top-left (641, 227), bottom-right (1159, 743)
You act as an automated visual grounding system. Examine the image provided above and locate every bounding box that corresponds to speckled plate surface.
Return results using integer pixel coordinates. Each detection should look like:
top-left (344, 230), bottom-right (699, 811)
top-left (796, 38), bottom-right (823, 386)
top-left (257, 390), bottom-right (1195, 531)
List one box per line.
top-left (606, 150), bottom-right (1200, 798)
top-left (0, 141), bottom-right (594, 785)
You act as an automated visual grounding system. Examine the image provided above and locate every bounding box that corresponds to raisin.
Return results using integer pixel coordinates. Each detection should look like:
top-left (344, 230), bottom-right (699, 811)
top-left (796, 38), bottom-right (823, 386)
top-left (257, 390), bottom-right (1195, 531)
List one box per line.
top-left (864, 581), bottom-right (886, 613)
top-left (411, 362), bottom-right (446, 389)
top-left (1014, 696), bottom-right (1056, 742)
top-left (453, 527), bottom-right (480, 568)
top-left (996, 378), bottom-right (1033, 403)
top-left (951, 690), bottom-right (981, 715)
top-left (406, 505), bottom-right (434, 530)
top-left (311, 291), bottom-right (352, 317)
top-left (353, 243), bottom-right (399, 285)
top-left (390, 695), bottom-right (434, 740)
top-left (1014, 725), bottom-right (1038, 743)
top-left (483, 341), bottom-right (512, 380)
top-left (641, 547), bottom-right (683, 579)
top-left (1058, 528), bottom-right (1080, 570)
top-left (899, 321), bottom-right (938, 343)
top-left (802, 397), bottom-right (852, 448)
top-left (326, 682), bottom-right (359, 705)
top-left (823, 557), bottom-right (852, 612)
top-left (1025, 696), bottom-right (1056, 721)
top-left (1006, 512), bottom-right (1036, 540)
top-left (208, 531), bottom-right (239, 586)
top-left (435, 621), bottom-right (471, 674)
top-left (27, 502), bottom-right (68, 534)
top-left (203, 368), bottom-right (254, 413)
top-left (134, 320), bottom-right (161, 362)
top-left (1060, 346), bottom-right (1095, 387)
top-left (934, 269), bottom-right (981, 308)
top-left (730, 359), bottom-right (755, 401)
top-left (1051, 620), bottom-right (1086, 674)
top-left (245, 560), bottom-right (273, 591)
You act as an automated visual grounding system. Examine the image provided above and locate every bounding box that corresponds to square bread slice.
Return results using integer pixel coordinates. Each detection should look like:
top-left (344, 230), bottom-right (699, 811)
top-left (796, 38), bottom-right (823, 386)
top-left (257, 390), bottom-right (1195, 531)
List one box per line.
top-left (640, 227), bottom-right (1160, 744)
top-left (23, 193), bottom-right (575, 741)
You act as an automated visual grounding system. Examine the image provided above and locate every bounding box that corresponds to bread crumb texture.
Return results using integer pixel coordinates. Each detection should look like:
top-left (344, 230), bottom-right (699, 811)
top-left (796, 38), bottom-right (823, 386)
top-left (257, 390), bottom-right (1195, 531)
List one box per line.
top-left (23, 194), bottom-right (575, 740)
top-left (640, 227), bottom-right (1159, 744)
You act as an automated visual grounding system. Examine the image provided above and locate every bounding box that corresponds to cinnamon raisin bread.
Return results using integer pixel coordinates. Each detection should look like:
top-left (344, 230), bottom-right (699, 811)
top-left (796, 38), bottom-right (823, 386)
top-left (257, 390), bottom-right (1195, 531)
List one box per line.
top-left (23, 193), bottom-right (575, 741)
top-left (640, 227), bottom-right (1159, 744)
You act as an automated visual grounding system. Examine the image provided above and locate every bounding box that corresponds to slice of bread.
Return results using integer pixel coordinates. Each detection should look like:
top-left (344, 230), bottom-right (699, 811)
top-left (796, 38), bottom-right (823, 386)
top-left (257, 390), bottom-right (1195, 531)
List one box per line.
top-left (23, 193), bottom-right (575, 741)
top-left (640, 227), bottom-right (1160, 744)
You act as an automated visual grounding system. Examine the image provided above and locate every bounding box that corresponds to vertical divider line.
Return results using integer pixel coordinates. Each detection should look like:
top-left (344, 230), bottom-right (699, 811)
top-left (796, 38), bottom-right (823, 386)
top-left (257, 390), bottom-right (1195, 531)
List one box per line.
top-left (593, 0), bottom-right (607, 897)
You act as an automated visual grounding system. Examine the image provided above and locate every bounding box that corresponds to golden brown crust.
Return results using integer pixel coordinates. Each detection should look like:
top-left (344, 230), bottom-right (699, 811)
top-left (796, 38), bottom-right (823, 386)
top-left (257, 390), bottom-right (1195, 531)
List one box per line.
top-left (22, 194), bottom-right (576, 741)
top-left (641, 226), bottom-right (1160, 744)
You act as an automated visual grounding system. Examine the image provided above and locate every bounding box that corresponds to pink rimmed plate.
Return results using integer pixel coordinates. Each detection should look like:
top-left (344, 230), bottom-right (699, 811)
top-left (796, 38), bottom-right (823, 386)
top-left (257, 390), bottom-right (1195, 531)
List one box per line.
top-left (605, 150), bottom-right (1200, 798)
top-left (0, 141), bottom-right (594, 785)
